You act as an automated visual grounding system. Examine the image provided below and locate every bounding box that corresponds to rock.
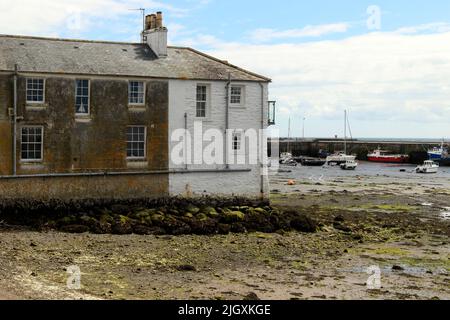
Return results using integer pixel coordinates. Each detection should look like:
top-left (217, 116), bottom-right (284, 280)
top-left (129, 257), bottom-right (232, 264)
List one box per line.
top-left (177, 265), bottom-right (196, 272)
top-left (253, 207), bottom-right (267, 215)
top-left (196, 213), bottom-right (208, 221)
top-left (61, 224), bottom-right (90, 234)
top-left (30, 242), bottom-right (37, 247)
top-left (202, 207), bottom-right (219, 217)
top-left (289, 215), bottom-right (317, 233)
top-left (334, 215), bottom-right (345, 223)
top-left (218, 223), bottom-right (231, 235)
top-left (186, 204), bottom-right (200, 214)
top-left (111, 215), bottom-right (133, 235)
top-left (222, 211), bottom-right (245, 223)
top-left (151, 213), bottom-right (165, 224)
top-left (190, 218), bottom-right (217, 235)
top-left (243, 292), bottom-right (260, 301)
top-left (230, 223), bottom-right (247, 233)
top-left (392, 265), bottom-right (405, 271)
top-left (111, 204), bottom-right (130, 215)
top-left (333, 222), bottom-right (352, 233)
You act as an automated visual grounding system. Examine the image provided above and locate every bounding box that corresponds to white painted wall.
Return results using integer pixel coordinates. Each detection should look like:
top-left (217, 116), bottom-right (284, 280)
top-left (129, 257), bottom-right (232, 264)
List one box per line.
top-left (168, 79), bottom-right (269, 198)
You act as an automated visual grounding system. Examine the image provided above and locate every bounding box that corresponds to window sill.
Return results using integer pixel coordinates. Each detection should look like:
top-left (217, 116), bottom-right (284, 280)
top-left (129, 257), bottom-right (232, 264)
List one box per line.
top-left (126, 160), bottom-right (148, 168)
top-left (75, 115), bottom-right (92, 123)
top-left (128, 106), bottom-right (146, 112)
top-left (26, 104), bottom-right (47, 110)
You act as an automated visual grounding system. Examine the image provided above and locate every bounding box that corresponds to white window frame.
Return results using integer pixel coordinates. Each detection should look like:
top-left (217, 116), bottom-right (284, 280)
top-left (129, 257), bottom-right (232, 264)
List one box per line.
top-left (128, 80), bottom-right (146, 107)
top-left (232, 130), bottom-right (244, 153)
top-left (20, 125), bottom-right (44, 162)
top-left (195, 84), bottom-right (210, 119)
top-left (75, 79), bottom-right (91, 116)
top-left (230, 85), bottom-right (245, 107)
top-left (26, 78), bottom-right (45, 104)
top-left (126, 126), bottom-right (147, 160)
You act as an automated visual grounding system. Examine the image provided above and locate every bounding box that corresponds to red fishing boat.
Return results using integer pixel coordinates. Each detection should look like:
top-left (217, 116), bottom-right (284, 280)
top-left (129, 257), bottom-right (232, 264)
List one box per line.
top-left (367, 149), bottom-right (409, 163)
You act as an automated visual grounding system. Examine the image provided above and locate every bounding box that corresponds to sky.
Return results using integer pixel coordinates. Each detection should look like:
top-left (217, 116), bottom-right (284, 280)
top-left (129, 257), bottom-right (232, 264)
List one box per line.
top-left (1, 0), bottom-right (450, 138)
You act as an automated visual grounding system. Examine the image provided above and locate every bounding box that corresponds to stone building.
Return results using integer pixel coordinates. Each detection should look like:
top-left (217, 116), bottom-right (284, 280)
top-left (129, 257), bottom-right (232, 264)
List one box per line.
top-left (0, 12), bottom-right (273, 202)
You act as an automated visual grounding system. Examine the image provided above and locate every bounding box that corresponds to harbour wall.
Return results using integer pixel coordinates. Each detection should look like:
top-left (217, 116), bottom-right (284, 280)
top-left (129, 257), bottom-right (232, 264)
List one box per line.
top-left (271, 138), bottom-right (448, 164)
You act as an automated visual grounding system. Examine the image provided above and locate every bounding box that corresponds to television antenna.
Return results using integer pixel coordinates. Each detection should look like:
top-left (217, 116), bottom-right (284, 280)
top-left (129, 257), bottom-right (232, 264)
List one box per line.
top-left (129, 8), bottom-right (146, 41)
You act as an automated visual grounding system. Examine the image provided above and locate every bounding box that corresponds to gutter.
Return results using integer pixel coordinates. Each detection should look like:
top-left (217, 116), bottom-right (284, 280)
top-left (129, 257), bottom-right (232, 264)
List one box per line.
top-left (12, 64), bottom-right (18, 176)
top-left (225, 73), bottom-right (231, 169)
top-left (258, 82), bottom-right (265, 198)
top-left (184, 112), bottom-right (188, 170)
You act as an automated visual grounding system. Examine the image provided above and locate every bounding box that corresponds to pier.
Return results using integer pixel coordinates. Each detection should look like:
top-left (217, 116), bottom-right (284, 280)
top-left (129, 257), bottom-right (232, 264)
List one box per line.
top-left (271, 138), bottom-right (448, 164)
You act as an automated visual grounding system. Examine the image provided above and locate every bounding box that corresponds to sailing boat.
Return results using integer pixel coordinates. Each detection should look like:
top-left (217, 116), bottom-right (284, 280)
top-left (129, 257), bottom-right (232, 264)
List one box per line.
top-left (326, 110), bottom-right (357, 165)
top-left (280, 117), bottom-right (296, 166)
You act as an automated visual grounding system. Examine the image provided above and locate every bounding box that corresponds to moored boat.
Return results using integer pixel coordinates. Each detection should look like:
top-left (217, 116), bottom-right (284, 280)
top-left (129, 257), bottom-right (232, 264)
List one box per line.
top-left (416, 160), bottom-right (439, 174)
top-left (340, 160), bottom-right (358, 170)
top-left (428, 141), bottom-right (450, 166)
top-left (367, 149), bottom-right (409, 163)
top-left (326, 152), bottom-right (356, 165)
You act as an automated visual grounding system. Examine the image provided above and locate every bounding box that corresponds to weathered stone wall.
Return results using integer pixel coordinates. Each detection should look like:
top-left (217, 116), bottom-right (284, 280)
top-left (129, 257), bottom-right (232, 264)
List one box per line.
top-left (0, 173), bottom-right (168, 201)
top-left (0, 75), bottom-right (13, 175)
top-left (0, 74), bottom-right (169, 175)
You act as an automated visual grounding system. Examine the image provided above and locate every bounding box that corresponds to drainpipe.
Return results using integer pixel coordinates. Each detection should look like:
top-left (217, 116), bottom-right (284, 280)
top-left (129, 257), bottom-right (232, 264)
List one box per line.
top-left (12, 64), bottom-right (18, 176)
top-left (258, 82), bottom-right (265, 198)
top-left (184, 112), bottom-right (188, 170)
top-left (225, 73), bottom-right (231, 169)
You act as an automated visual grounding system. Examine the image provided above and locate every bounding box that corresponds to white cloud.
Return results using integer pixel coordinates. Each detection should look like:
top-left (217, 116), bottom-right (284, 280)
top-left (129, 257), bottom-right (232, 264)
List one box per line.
top-left (0, 0), bottom-right (187, 37)
top-left (202, 29), bottom-right (450, 137)
top-left (248, 23), bottom-right (350, 42)
top-left (395, 22), bottom-right (450, 35)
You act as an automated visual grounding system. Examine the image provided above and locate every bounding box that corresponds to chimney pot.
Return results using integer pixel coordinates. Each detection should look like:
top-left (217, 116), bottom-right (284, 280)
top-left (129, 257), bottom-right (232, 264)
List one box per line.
top-left (150, 14), bottom-right (156, 29)
top-left (156, 12), bottom-right (163, 28)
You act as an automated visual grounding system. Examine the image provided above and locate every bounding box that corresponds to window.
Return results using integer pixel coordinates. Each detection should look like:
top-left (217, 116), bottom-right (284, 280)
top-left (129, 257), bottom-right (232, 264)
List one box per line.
top-left (127, 126), bottom-right (146, 159)
top-left (230, 86), bottom-right (243, 105)
top-left (232, 132), bottom-right (242, 151)
top-left (129, 81), bottom-right (145, 105)
top-left (26, 78), bottom-right (45, 103)
top-left (196, 85), bottom-right (207, 118)
top-left (75, 79), bottom-right (90, 114)
top-left (21, 126), bottom-right (43, 161)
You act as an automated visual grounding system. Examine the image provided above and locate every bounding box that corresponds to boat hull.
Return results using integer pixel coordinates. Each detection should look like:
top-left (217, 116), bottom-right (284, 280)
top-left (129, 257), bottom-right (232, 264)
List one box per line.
top-left (367, 156), bottom-right (409, 163)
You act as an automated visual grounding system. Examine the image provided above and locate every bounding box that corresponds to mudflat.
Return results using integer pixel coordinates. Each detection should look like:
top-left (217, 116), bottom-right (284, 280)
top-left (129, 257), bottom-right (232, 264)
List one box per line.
top-left (0, 169), bottom-right (448, 300)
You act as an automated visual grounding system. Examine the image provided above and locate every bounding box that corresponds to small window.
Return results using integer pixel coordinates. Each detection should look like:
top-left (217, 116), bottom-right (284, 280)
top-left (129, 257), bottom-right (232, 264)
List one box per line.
top-left (129, 81), bottom-right (145, 105)
top-left (230, 86), bottom-right (243, 105)
top-left (26, 78), bottom-right (45, 103)
top-left (196, 85), bottom-right (207, 118)
top-left (21, 126), bottom-right (43, 161)
top-left (75, 79), bottom-right (90, 114)
top-left (127, 126), bottom-right (146, 159)
top-left (232, 132), bottom-right (242, 151)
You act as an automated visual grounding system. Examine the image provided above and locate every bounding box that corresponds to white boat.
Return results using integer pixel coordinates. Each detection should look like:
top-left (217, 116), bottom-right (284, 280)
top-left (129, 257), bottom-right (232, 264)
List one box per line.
top-left (279, 152), bottom-right (297, 166)
top-left (327, 110), bottom-right (356, 165)
top-left (416, 160), bottom-right (439, 174)
top-left (340, 159), bottom-right (358, 170)
top-left (326, 152), bottom-right (356, 164)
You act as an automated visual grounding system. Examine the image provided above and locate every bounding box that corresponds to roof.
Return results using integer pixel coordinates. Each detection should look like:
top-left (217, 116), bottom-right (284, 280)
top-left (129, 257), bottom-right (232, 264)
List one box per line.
top-left (0, 34), bottom-right (270, 82)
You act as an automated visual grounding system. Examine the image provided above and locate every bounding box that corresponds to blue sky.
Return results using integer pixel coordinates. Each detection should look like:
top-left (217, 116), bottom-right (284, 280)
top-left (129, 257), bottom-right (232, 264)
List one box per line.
top-left (1, 0), bottom-right (450, 138)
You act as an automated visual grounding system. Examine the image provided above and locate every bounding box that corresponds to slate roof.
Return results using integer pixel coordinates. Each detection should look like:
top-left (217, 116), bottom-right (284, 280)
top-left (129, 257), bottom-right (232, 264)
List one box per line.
top-left (0, 34), bottom-right (270, 82)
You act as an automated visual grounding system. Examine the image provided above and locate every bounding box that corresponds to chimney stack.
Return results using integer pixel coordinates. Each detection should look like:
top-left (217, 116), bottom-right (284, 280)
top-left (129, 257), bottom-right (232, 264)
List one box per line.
top-left (142, 12), bottom-right (168, 58)
top-left (156, 11), bottom-right (163, 28)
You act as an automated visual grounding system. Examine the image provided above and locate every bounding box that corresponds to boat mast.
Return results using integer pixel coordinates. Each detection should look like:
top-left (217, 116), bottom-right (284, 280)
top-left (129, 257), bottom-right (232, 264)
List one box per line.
top-left (344, 110), bottom-right (347, 154)
top-left (287, 117), bottom-right (291, 153)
